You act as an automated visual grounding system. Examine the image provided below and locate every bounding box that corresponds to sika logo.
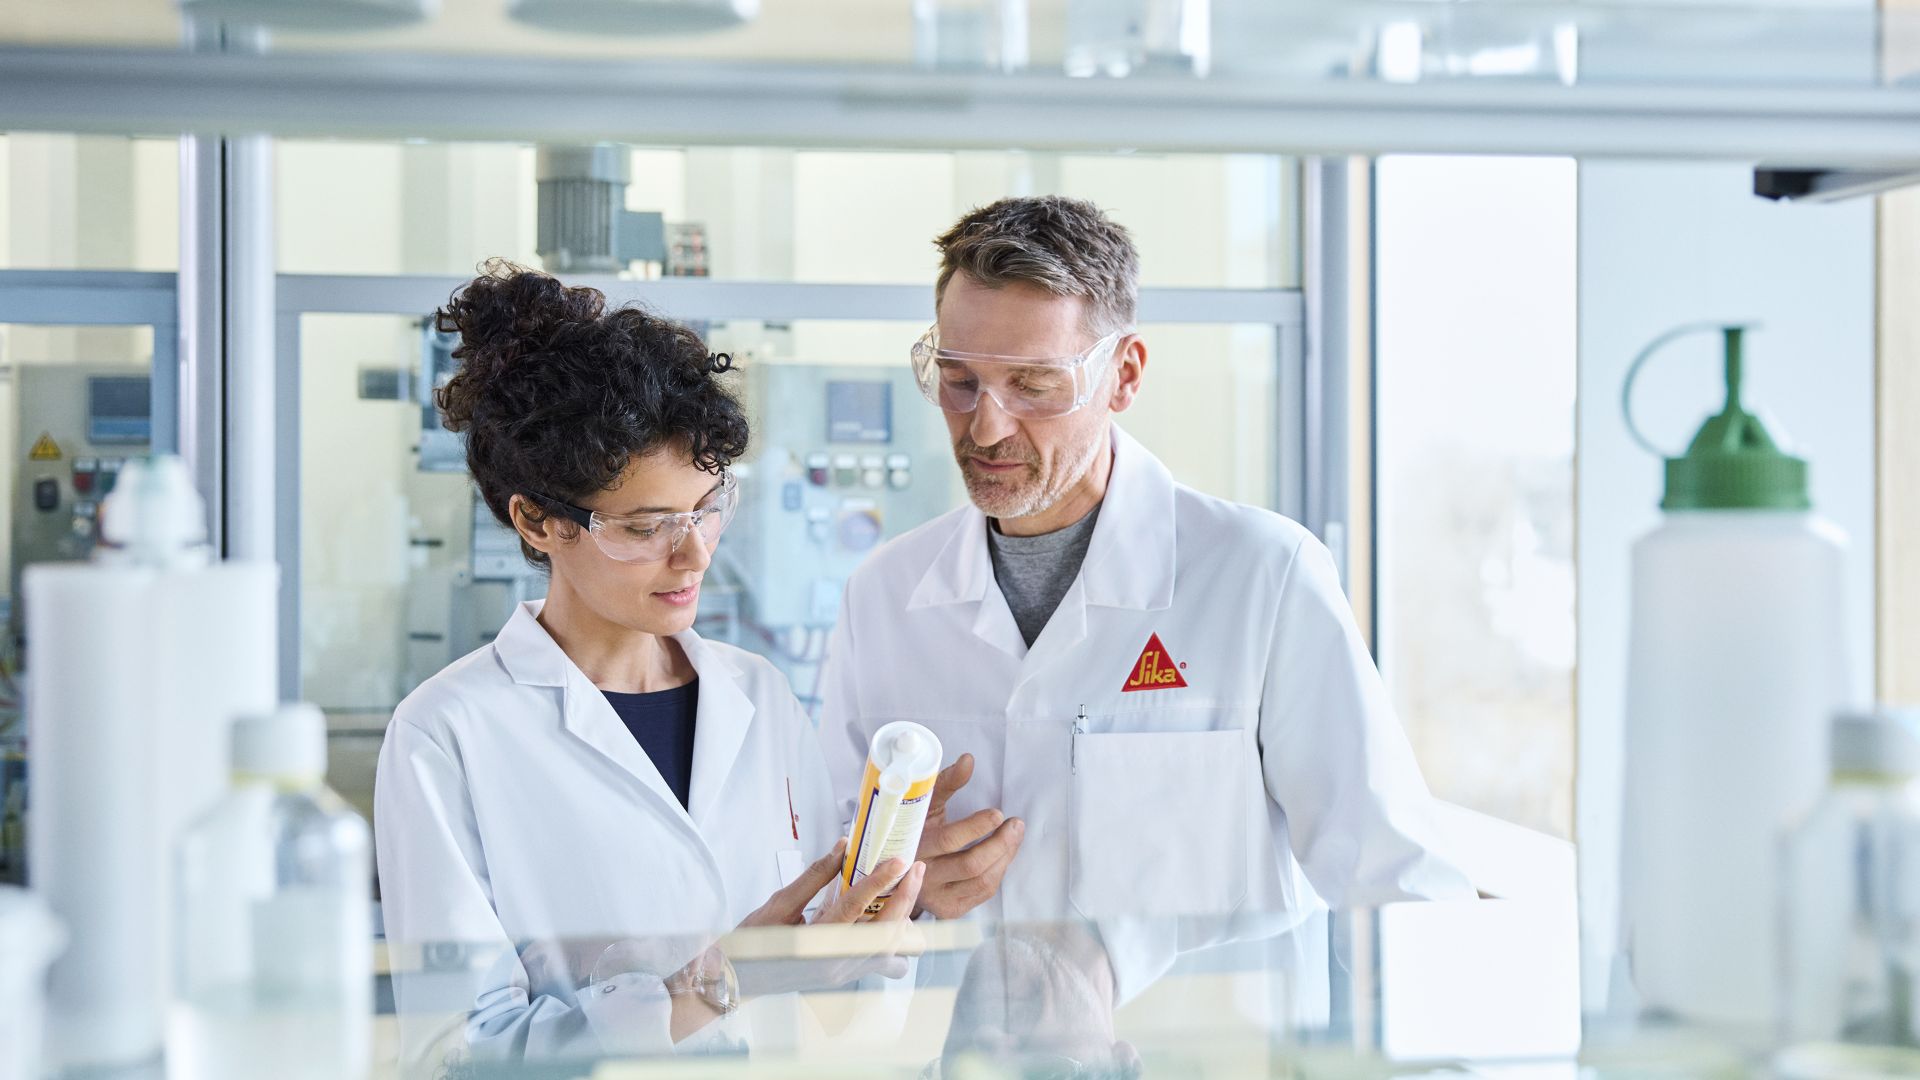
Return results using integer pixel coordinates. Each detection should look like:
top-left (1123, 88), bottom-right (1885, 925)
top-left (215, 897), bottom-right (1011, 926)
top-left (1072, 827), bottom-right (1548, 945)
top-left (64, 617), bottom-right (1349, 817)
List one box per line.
top-left (1122, 633), bottom-right (1188, 692)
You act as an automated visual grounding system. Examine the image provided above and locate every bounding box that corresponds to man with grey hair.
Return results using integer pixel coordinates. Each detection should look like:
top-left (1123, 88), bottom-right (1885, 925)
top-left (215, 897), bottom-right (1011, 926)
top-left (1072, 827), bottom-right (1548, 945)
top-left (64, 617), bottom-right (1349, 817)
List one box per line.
top-left (819, 196), bottom-right (1471, 1003)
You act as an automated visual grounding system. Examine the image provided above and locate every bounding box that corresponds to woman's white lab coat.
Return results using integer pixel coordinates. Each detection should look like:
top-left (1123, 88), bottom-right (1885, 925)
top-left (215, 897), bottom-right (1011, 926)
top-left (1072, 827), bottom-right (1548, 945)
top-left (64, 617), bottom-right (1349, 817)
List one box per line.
top-left (374, 600), bottom-right (839, 1065)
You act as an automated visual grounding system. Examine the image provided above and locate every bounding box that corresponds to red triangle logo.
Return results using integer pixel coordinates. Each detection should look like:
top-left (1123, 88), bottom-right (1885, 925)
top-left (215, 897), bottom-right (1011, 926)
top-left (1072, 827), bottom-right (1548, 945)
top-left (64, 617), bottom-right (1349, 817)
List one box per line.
top-left (1121, 633), bottom-right (1188, 693)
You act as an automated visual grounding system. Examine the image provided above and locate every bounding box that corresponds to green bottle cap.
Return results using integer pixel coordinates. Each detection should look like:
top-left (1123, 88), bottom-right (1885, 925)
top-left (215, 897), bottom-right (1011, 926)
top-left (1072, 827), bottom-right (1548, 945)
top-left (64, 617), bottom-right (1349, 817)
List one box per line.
top-left (1625, 324), bottom-right (1811, 512)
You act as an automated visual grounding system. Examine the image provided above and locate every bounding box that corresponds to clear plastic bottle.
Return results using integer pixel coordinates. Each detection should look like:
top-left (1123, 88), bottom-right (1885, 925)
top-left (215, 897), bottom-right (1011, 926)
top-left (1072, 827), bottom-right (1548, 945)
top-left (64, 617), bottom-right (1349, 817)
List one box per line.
top-left (1776, 709), bottom-right (1920, 1078)
top-left (171, 704), bottom-right (371, 1080)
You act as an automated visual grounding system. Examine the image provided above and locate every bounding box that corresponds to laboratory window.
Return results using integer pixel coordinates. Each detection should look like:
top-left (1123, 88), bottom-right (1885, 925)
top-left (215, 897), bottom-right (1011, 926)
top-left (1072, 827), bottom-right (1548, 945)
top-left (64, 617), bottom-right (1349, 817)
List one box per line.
top-left (1373, 155), bottom-right (1577, 839)
top-left (274, 139), bottom-right (1299, 289)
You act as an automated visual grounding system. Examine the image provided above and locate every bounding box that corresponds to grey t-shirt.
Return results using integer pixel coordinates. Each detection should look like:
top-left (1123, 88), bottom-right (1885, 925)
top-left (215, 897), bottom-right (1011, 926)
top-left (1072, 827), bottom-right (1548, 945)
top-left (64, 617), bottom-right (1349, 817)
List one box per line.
top-left (986, 505), bottom-right (1102, 647)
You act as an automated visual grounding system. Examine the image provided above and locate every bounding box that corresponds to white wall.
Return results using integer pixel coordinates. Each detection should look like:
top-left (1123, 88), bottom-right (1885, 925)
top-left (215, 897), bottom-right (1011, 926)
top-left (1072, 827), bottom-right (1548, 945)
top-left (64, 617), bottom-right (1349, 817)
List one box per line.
top-left (1574, 161), bottom-right (1876, 1009)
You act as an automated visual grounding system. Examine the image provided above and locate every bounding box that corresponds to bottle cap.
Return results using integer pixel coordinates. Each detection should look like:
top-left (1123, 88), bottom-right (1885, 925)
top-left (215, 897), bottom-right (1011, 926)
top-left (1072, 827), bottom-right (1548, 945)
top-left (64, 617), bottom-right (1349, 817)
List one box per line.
top-left (99, 456), bottom-right (210, 564)
top-left (1663, 328), bottom-right (1810, 510)
top-left (1625, 325), bottom-right (1812, 511)
top-left (891, 730), bottom-right (923, 764)
top-left (1831, 708), bottom-right (1920, 779)
top-left (232, 703), bottom-right (328, 781)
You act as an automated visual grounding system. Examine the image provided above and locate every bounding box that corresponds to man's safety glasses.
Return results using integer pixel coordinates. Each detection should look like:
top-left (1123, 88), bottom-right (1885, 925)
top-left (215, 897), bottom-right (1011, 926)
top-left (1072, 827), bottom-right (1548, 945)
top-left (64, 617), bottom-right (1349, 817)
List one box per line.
top-left (530, 472), bottom-right (738, 564)
top-left (910, 327), bottom-right (1128, 420)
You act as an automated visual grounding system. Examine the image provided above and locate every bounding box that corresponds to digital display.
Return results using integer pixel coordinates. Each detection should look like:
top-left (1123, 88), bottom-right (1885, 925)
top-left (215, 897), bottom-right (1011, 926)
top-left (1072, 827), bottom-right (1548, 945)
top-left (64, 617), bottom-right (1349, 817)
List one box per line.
top-left (88, 376), bottom-right (151, 445)
top-left (827, 380), bottom-right (891, 444)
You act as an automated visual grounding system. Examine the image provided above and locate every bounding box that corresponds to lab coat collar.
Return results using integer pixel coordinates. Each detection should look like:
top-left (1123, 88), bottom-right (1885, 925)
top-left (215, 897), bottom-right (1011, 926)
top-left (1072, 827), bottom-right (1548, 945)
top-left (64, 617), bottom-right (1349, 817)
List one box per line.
top-left (493, 600), bottom-right (753, 834)
top-left (905, 423), bottom-right (1177, 617)
top-left (492, 599), bottom-right (570, 688)
top-left (1078, 425), bottom-right (1177, 611)
top-left (674, 629), bottom-right (756, 831)
top-left (493, 600), bottom-right (746, 688)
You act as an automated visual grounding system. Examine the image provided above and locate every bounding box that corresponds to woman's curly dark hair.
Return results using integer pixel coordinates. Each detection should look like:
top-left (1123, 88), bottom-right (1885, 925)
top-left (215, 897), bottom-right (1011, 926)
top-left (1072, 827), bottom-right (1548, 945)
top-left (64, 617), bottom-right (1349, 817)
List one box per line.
top-left (434, 259), bottom-right (749, 570)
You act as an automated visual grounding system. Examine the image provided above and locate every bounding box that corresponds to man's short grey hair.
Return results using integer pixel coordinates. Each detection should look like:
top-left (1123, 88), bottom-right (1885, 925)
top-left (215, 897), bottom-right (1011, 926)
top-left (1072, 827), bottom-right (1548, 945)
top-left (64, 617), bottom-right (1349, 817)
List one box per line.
top-left (934, 196), bottom-right (1140, 337)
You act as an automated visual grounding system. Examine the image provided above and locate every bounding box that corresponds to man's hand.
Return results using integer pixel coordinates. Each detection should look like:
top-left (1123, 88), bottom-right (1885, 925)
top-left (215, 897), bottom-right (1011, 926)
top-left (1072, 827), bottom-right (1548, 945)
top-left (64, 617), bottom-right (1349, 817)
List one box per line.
top-left (914, 753), bottom-right (1025, 920)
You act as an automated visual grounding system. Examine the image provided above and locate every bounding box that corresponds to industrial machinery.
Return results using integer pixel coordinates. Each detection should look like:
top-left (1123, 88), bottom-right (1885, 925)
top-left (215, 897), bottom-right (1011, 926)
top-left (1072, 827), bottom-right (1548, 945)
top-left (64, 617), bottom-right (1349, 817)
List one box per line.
top-left (393, 322), bottom-right (549, 691)
top-left (3, 362), bottom-right (151, 882)
top-left (389, 319), bottom-right (958, 711)
top-left (535, 145), bottom-right (668, 275)
top-left (9, 364), bottom-right (151, 645)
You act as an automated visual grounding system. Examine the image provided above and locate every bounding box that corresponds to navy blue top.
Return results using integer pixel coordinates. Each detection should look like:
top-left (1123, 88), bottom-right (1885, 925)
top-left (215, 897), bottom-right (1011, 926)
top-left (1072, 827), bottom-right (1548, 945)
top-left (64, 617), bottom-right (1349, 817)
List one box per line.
top-left (602, 679), bottom-right (699, 810)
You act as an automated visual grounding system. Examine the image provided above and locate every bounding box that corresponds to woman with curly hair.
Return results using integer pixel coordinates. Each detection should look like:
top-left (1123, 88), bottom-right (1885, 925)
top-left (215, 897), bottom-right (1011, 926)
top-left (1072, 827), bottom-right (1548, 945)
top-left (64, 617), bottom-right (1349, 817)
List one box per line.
top-left (374, 262), bottom-right (923, 1065)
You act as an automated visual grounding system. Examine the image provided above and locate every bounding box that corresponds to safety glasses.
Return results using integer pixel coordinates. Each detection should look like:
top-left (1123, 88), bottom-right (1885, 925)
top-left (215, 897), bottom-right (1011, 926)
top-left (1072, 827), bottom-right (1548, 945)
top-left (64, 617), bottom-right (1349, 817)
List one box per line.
top-left (531, 472), bottom-right (737, 564)
top-left (910, 327), bottom-right (1128, 420)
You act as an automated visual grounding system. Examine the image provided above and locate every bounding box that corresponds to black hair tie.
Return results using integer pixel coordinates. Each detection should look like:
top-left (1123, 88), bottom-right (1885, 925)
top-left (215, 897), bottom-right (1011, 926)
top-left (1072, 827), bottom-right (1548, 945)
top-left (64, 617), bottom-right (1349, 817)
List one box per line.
top-left (707, 351), bottom-right (736, 374)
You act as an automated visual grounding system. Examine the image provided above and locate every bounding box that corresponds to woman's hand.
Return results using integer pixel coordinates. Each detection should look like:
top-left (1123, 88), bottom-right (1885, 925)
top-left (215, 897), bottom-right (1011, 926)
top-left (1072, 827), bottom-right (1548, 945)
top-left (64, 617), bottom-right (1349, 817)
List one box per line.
top-left (739, 837), bottom-right (927, 927)
top-left (731, 837), bottom-right (928, 996)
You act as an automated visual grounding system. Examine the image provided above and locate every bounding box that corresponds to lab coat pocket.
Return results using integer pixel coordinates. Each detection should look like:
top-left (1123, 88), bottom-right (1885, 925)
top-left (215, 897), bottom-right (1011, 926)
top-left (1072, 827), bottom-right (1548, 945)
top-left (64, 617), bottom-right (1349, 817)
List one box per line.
top-left (777, 848), bottom-right (806, 888)
top-left (1068, 727), bottom-right (1250, 919)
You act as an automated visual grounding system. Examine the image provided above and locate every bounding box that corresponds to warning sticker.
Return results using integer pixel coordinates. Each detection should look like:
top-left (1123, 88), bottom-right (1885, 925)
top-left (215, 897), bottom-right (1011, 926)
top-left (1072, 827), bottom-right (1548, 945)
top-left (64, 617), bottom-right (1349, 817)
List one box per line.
top-left (27, 433), bottom-right (62, 461)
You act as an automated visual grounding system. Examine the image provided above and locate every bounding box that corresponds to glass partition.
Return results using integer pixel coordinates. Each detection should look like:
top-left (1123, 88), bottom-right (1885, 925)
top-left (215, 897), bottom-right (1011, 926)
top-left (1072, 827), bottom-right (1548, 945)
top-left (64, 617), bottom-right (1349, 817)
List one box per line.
top-left (274, 140), bottom-right (1299, 289)
top-left (1375, 155), bottom-right (1577, 840)
top-left (297, 313), bottom-right (1287, 715)
top-left (296, 305), bottom-right (1288, 824)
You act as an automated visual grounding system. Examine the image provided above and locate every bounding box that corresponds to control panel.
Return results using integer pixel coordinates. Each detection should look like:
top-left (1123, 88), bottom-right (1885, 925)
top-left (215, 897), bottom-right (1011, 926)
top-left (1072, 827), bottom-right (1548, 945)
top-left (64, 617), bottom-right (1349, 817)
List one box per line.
top-left (10, 365), bottom-right (151, 596)
top-left (720, 363), bottom-right (957, 663)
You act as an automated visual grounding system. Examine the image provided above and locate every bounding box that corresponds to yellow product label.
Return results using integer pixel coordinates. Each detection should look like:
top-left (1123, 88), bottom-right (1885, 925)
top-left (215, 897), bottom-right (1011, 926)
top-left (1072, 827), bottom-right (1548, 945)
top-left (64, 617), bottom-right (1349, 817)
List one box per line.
top-left (842, 758), bottom-right (937, 892)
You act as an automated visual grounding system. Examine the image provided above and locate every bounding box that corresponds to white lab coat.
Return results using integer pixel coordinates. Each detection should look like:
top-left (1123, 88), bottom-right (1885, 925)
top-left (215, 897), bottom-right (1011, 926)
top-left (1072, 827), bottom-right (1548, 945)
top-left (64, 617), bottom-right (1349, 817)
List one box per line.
top-left (375, 600), bottom-right (840, 1066)
top-left (820, 426), bottom-right (1473, 999)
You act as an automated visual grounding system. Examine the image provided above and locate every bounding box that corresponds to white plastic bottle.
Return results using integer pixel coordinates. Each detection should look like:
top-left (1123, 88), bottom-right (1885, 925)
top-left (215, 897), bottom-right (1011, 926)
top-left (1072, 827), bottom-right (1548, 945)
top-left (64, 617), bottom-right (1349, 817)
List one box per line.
top-left (171, 704), bottom-right (371, 1080)
top-left (842, 722), bottom-right (943, 915)
top-left (1776, 709), bottom-right (1920, 1076)
top-left (26, 456), bottom-right (276, 1071)
top-left (1618, 324), bottom-right (1852, 1030)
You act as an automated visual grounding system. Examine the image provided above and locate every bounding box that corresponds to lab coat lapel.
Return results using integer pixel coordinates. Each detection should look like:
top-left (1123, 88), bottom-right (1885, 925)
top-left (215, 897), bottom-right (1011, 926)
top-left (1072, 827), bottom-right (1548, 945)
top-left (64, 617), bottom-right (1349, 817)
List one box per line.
top-left (1017, 575), bottom-right (1089, 680)
top-left (1016, 427), bottom-right (1175, 680)
top-left (1078, 426), bottom-right (1177, 613)
top-left (676, 631), bottom-right (756, 832)
top-left (908, 503), bottom-right (1028, 661)
top-left (494, 601), bottom-right (696, 825)
top-left (559, 669), bottom-right (689, 818)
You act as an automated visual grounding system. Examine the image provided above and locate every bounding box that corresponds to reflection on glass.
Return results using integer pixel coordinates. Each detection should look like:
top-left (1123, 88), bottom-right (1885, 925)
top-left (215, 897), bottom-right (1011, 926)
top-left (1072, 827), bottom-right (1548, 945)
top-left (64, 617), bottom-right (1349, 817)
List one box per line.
top-left (938, 925), bottom-right (1134, 1078)
top-left (1375, 155), bottom-right (1575, 839)
top-left (377, 901), bottom-right (1580, 1076)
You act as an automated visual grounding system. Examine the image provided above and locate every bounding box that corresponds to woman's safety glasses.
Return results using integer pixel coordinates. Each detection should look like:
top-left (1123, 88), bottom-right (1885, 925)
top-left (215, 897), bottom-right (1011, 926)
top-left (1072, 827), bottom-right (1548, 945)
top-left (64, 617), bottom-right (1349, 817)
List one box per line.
top-left (531, 472), bottom-right (738, 564)
top-left (910, 327), bottom-right (1128, 420)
